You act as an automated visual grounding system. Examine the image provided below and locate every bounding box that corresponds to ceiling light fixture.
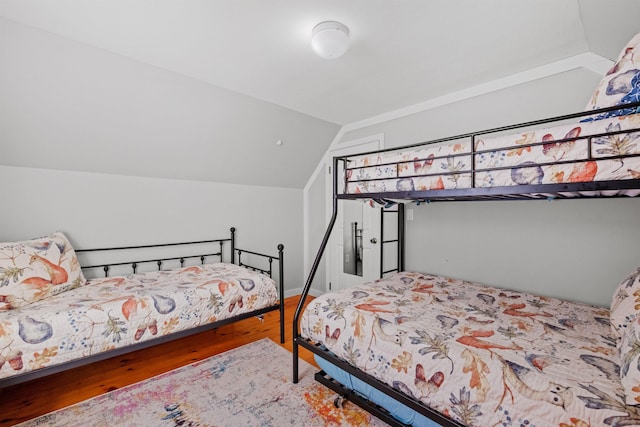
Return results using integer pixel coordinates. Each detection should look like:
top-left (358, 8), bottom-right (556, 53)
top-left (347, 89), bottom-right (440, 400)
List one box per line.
top-left (311, 21), bottom-right (350, 59)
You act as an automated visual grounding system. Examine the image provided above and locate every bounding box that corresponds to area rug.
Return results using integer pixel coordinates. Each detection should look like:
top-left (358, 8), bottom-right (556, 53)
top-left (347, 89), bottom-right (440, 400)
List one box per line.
top-left (17, 338), bottom-right (388, 426)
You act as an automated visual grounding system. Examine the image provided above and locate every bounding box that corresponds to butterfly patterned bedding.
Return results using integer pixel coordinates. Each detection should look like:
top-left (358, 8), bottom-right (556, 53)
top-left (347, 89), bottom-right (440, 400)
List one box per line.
top-left (300, 271), bottom-right (640, 426)
top-left (345, 112), bottom-right (640, 197)
top-left (0, 262), bottom-right (278, 381)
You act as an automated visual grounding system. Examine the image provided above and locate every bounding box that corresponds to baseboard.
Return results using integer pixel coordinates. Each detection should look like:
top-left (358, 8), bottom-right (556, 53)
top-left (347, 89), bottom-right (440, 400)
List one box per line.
top-left (285, 287), bottom-right (324, 298)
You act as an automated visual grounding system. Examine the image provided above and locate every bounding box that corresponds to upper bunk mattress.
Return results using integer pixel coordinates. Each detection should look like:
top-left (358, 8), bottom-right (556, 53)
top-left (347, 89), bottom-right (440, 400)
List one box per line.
top-left (0, 263), bottom-right (278, 380)
top-left (300, 272), bottom-right (637, 426)
top-left (345, 113), bottom-right (640, 196)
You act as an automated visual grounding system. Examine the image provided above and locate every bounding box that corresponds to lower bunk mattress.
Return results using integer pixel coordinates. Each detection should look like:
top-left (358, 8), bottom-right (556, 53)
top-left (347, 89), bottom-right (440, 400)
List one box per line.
top-left (300, 271), bottom-right (637, 426)
top-left (0, 263), bottom-right (278, 380)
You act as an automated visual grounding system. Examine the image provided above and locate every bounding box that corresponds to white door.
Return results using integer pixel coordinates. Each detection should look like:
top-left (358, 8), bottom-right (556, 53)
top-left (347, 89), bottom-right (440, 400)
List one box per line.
top-left (326, 136), bottom-right (383, 292)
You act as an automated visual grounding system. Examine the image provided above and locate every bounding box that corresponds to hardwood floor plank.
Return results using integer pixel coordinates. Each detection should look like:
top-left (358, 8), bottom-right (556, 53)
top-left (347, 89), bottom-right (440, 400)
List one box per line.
top-left (0, 295), bottom-right (316, 426)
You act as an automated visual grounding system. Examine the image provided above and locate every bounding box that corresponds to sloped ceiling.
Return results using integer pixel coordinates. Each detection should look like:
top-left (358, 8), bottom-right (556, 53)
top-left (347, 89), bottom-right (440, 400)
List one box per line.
top-left (579, 0), bottom-right (640, 60)
top-left (1, 0), bottom-right (639, 188)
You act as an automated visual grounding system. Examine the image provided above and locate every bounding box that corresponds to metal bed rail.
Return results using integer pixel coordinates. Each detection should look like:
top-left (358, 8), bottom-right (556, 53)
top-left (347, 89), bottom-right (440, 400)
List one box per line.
top-left (78, 229), bottom-right (235, 277)
top-left (341, 100), bottom-right (640, 201)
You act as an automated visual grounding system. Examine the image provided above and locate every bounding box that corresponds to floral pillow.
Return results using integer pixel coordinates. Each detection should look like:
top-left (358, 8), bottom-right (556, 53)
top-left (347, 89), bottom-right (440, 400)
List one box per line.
top-left (584, 32), bottom-right (640, 120)
top-left (610, 268), bottom-right (640, 336)
top-left (610, 268), bottom-right (640, 404)
top-left (0, 232), bottom-right (86, 310)
top-left (619, 324), bottom-right (640, 405)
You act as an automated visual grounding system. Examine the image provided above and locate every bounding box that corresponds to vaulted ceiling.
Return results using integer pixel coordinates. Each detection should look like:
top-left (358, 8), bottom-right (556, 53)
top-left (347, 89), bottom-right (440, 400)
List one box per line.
top-left (1, 0), bottom-right (639, 187)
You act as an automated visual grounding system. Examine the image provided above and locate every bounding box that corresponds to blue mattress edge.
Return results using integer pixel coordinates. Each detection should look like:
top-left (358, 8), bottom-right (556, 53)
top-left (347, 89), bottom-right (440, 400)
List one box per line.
top-left (314, 355), bottom-right (442, 427)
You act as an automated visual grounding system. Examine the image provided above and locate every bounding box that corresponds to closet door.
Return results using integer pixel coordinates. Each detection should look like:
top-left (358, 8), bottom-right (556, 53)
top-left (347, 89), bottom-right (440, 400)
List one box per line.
top-left (329, 199), bottom-right (381, 292)
top-left (326, 136), bottom-right (383, 292)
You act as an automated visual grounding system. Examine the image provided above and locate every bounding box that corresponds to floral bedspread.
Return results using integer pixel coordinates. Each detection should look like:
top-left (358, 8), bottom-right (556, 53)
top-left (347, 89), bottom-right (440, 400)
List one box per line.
top-left (0, 263), bottom-right (278, 380)
top-left (301, 272), bottom-right (640, 426)
top-left (345, 113), bottom-right (640, 195)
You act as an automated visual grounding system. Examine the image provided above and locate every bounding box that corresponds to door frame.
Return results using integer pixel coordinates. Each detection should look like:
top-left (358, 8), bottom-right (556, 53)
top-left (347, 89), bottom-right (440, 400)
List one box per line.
top-left (324, 134), bottom-right (384, 292)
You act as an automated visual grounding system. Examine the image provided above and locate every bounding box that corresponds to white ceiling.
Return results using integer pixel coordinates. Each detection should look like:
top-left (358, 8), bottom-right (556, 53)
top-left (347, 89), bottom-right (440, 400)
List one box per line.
top-left (2, 0), bottom-right (638, 126)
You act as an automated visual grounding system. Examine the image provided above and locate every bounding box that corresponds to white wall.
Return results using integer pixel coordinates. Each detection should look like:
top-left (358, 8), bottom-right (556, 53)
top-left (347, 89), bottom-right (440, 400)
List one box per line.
top-left (340, 69), bottom-right (601, 146)
top-left (405, 198), bottom-right (640, 307)
top-left (0, 17), bottom-right (339, 189)
top-left (579, 0), bottom-right (640, 61)
top-left (0, 166), bottom-right (303, 296)
top-left (306, 67), bottom-right (640, 307)
top-left (305, 170), bottom-right (326, 294)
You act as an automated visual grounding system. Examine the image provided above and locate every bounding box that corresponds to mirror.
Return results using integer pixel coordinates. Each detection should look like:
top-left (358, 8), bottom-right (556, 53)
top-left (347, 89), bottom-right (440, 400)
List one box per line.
top-left (343, 201), bottom-right (363, 276)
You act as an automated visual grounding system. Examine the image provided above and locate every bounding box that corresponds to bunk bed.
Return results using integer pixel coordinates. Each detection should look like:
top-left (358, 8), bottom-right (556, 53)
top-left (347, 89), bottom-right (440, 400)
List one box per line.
top-left (293, 33), bottom-right (640, 427)
top-left (0, 227), bottom-right (284, 388)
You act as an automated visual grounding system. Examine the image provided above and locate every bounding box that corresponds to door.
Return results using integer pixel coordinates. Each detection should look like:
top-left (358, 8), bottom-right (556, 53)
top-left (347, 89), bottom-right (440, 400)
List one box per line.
top-left (326, 135), bottom-right (383, 292)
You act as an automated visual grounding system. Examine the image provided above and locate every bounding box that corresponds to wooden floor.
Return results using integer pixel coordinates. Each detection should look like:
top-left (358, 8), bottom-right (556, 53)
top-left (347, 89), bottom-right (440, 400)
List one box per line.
top-left (0, 295), bottom-right (316, 426)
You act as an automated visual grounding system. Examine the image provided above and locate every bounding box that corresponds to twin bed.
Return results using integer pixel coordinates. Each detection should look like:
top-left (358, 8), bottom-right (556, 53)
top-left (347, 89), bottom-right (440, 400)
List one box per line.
top-left (0, 227), bottom-right (284, 387)
top-left (293, 33), bottom-right (640, 426)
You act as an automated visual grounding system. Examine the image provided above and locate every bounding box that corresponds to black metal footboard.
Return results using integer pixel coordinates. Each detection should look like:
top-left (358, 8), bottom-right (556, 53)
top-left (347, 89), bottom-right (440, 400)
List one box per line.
top-left (236, 244), bottom-right (285, 344)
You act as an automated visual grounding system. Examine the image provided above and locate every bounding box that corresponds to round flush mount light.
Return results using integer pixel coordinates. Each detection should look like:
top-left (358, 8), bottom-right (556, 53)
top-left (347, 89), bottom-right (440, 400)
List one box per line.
top-left (311, 21), bottom-right (350, 59)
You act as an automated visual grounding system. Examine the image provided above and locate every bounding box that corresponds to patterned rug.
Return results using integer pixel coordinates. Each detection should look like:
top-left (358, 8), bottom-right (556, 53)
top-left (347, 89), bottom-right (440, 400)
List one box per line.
top-left (17, 338), bottom-right (388, 426)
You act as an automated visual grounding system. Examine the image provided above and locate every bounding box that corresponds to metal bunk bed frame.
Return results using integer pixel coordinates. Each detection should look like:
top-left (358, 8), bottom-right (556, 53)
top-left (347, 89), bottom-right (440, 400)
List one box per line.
top-left (293, 101), bottom-right (640, 427)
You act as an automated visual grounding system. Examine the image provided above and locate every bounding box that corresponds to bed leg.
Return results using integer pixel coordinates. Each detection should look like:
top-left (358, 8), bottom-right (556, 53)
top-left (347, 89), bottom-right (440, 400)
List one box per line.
top-left (279, 304), bottom-right (285, 344)
top-left (278, 243), bottom-right (285, 344)
top-left (293, 340), bottom-right (299, 383)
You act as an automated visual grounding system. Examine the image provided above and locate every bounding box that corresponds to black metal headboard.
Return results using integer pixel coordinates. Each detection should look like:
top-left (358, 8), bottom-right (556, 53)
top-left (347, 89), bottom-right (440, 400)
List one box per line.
top-left (77, 228), bottom-right (236, 277)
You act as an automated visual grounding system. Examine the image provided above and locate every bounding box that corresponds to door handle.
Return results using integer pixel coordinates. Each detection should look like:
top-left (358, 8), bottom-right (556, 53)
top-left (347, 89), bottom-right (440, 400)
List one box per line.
top-left (370, 238), bottom-right (378, 244)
